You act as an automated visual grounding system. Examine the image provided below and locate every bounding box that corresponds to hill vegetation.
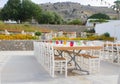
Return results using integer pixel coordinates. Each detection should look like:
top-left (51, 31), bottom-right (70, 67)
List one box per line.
top-left (40, 2), bottom-right (116, 22)
top-left (0, 0), bottom-right (63, 24)
top-left (88, 13), bottom-right (110, 19)
top-left (0, 1), bottom-right (116, 25)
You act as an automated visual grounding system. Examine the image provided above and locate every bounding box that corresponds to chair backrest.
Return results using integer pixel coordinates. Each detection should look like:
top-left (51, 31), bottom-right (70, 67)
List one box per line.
top-left (104, 41), bottom-right (114, 51)
top-left (49, 44), bottom-right (54, 61)
top-left (47, 44), bottom-right (55, 77)
top-left (93, 40), bottom-right (104, 46)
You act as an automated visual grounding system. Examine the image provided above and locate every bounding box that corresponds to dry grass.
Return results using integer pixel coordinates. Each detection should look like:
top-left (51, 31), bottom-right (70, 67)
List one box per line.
top-left (0, 23), bottom-right (51, 32)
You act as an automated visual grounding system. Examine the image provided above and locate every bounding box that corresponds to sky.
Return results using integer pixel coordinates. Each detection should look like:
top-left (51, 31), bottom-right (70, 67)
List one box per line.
top-left (0, 0), bottom-right (117, 8)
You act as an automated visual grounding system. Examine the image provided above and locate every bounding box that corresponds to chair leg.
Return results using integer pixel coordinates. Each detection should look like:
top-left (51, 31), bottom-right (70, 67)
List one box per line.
top-left (89, 59), bottom-right (92, 74)
top-left (60, 61), bottom-right (63, 74)
top-left (65, 60), bottom-right (67, 77)
top-left (52, 62), bottom-right (55, 78)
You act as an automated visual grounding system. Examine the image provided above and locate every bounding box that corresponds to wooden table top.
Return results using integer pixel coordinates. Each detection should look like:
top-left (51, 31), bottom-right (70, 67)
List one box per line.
top-left (53, 46), bottom-right (103, 50)
top-left (104, 43), bottom-right (120, 46)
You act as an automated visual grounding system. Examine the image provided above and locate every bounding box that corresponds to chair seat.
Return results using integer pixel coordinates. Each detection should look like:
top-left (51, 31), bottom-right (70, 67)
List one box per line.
top-left (54, 57), bottom-right (66, 60)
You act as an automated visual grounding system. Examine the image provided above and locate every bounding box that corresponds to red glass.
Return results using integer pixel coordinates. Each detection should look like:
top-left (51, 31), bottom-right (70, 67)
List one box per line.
top-left (70, 41), bottom-right (74, 47)
top-left (56, 40), bottom-right (59, 44)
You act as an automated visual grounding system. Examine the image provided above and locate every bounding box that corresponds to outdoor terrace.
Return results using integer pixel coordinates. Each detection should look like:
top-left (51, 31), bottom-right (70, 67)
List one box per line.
top-left (0, 51), bottom-right (119, 84)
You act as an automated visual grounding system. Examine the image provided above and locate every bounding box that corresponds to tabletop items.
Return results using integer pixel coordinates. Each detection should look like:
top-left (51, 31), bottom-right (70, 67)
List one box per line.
top-left (46, 40), bottom-right (100, 47)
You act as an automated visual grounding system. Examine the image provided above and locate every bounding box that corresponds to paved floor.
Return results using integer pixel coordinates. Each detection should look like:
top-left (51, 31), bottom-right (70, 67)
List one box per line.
top-left (86, 61), bottom-right (120, 84)
top-left (0, 51), bottom-right (120, 84)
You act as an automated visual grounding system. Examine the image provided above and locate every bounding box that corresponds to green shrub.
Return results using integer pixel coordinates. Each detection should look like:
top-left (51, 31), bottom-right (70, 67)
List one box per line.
top-left (84, 28), bottom-right (95, 33)
top-left (103, 32), bottom-right (110, 37)
top-left (88, 13), bottom-right (110, 20)
top-left (0, 21), bottom-right (4, 24)
top-left (89, 19), bottom-right (108, 23)
top-left (68, 19), bottom-right (82, 25)
top-left (35, 31), bottom-right (42, 36)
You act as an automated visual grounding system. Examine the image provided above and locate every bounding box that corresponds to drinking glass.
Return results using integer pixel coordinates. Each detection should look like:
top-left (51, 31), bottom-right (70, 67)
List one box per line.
top-left (56, 40), bottom-right (59, 44)
top-left (78, 41), bottom-right (81, 46)
top-left (70, 41), bottom-right (74, 47)
top-left (63, 40), bottom-right (67, 45)
top-left (60, 40), bottom-right (63, 44)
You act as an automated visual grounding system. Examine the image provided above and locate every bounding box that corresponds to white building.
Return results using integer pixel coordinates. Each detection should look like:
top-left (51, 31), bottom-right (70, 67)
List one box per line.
top-left (95, 20), bottom-right (120, 40)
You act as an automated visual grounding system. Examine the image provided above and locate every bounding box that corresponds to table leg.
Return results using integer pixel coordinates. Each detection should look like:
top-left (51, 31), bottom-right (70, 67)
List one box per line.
top-left (67, 50), bottom-right (89, 75)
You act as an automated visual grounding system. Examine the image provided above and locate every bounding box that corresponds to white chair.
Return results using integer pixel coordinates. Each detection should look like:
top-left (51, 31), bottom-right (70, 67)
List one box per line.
top-left (79, 49), bottom-right (100, 74)
top-left (48, 44), bottom-right (67, 77)
top-left (103, 41), bottom-right (116, 62)
top-left (88, 56), bottom-right (100, 74)
top-left (115, 43), bottom-right (120, 63)
top-left (92, 40), bottom-right (104, 46)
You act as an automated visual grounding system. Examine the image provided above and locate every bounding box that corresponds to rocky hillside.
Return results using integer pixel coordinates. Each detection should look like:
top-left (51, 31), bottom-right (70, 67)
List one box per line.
top-left (40, 2), bottom-right (116, 21)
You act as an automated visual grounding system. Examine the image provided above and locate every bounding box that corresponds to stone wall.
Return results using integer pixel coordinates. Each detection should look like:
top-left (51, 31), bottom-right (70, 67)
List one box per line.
top-left (36, 24), bottom-right (93, 37)
top-left (0, 40), bottom-right (34, 51)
